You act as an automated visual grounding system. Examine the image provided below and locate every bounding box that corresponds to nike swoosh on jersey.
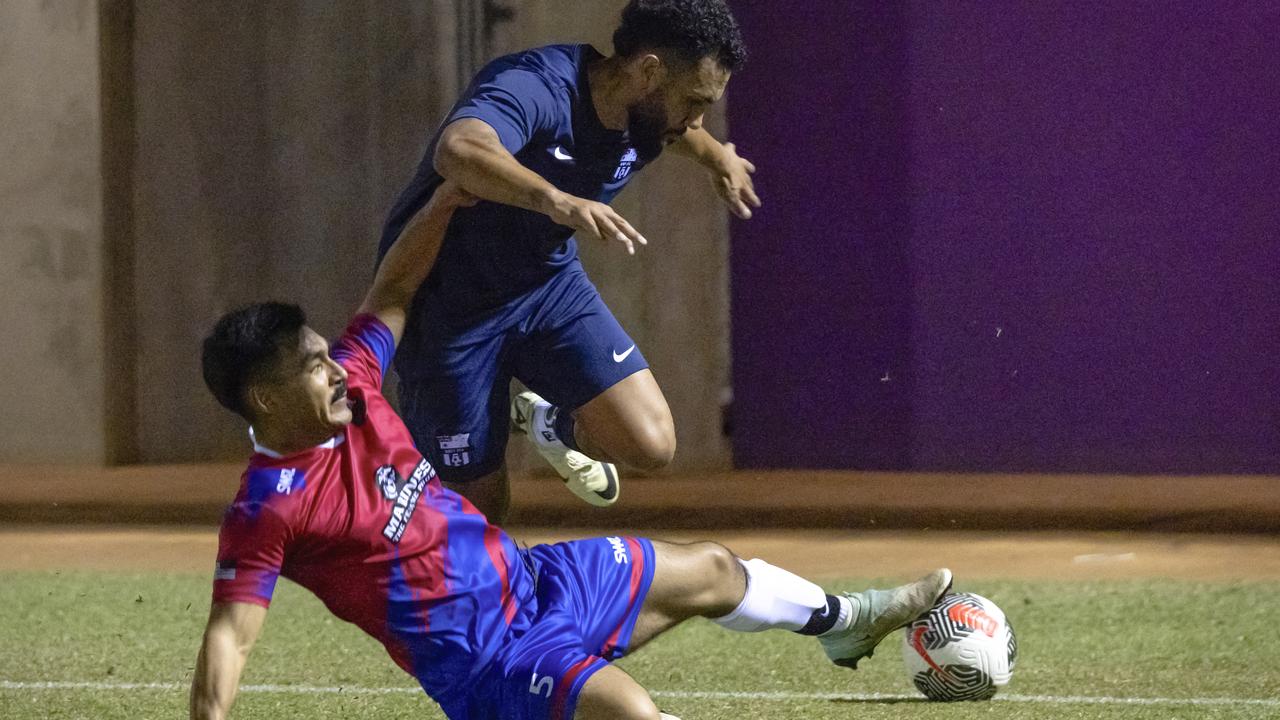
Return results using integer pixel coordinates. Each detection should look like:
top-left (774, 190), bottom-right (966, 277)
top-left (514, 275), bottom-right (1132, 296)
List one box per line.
top-left (551, 145), bottom-right (574, 162)
top-left (612, 345), bottom-right (636, 363)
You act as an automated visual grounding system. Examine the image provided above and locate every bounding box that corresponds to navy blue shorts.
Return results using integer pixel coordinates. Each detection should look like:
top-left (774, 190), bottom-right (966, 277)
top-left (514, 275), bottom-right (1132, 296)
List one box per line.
top-left (441, 536), bottom-right (656, 720)
top-left (398, 266), bottom-right (648, 482)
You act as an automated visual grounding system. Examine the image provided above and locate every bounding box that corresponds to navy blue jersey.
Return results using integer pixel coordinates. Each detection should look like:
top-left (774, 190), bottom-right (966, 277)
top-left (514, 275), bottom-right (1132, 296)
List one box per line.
top-left (379, 44), bottom-right (652, 319)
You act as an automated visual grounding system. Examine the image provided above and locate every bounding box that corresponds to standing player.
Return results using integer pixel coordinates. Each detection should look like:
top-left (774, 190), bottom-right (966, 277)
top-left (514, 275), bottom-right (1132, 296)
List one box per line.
top-left (379, 0), bottom-right (760, 521)
top-left (191, 185), bottom-right (951, 720)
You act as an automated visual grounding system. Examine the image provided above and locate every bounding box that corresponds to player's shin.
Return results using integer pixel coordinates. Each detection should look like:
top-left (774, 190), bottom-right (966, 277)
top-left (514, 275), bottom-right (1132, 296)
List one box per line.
top-left (711, 558), bottom-right (853, 637)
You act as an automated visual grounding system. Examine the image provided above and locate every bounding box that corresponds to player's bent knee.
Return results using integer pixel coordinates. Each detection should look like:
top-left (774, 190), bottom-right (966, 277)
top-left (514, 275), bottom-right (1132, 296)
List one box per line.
top-left (704, 542), bottom-right (743, 592)
top-left (690, 542), bottom-right (744, 615)
top-left (623, 421), bottom-right (676, 471)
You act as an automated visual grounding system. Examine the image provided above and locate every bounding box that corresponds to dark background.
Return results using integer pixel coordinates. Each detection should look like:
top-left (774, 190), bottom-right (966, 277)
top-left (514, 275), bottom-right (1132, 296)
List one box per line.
top-left (3, 1), bottom-right (1276, 477)
top-left (729, 1), bottom-right (1280, 473)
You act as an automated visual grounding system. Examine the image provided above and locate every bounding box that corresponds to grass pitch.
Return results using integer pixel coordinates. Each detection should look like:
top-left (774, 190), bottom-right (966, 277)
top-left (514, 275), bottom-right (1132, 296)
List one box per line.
top-left (1, 571), bottom-right (1277, 719)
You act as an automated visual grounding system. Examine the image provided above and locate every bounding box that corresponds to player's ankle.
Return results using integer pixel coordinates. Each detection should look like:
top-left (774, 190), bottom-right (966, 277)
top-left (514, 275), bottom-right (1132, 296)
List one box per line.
top-left (548, 405), bottom-right (580, 452)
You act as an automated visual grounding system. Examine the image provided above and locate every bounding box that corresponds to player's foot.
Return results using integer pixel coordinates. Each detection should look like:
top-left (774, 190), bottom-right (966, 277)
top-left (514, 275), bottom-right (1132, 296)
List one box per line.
top-left (819, 568), bottom-right (953, 670)
top-left (511, 390), bottom-right (619, 507)
top-left (659, 714), bottom-right (681, 720)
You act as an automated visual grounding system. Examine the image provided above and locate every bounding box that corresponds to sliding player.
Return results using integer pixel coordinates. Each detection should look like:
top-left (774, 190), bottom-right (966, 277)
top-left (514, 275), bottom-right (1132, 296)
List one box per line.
top-left (191, 185), bottom-right (950, 720)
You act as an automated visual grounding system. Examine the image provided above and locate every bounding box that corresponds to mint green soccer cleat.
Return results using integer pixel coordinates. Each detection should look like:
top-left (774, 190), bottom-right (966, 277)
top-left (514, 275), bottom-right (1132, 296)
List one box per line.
top-left (820, 568), bottom-right (954, 670)
top-left (511, 390), bottom-right (619, 507)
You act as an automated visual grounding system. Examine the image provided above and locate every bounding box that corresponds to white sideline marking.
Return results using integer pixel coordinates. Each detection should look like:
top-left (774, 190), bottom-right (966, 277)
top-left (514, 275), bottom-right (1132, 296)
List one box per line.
top-left (658, 690), bottom-right (1280, 707)
top-left (3, 680), bottom-right (1279, 707)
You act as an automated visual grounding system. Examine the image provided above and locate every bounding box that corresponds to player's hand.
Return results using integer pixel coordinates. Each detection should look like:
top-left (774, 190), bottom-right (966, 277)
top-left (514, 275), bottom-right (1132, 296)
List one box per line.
top-left (546, 193), bottom-right (648, 255)
top-left (711, 142), bottom-right (761, 220)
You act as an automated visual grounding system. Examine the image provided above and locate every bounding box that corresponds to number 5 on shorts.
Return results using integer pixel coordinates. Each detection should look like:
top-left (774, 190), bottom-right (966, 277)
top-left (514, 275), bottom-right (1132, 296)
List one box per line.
top-left (529, 671), bottom-right (554, 697)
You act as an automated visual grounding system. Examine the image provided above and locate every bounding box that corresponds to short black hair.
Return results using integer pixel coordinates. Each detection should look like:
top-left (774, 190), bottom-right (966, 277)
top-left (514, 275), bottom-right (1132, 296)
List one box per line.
top-left (201, 302), bottom-right (307, 420)
top-left (613, 0), bottom-right (746, 72)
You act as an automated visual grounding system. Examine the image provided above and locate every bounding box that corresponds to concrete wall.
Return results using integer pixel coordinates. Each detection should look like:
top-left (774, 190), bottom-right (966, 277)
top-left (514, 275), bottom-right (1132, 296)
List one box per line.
top-left (124, 0), bottom-right (730, 469)
top-left (129, 1), bottom-right (461, 461)
top-left (4, 0), bottom-right (731, 471)
top-left (0, 0), bottom-right (106, 463)
top-left (729, 2), bottom-right (1280, 473)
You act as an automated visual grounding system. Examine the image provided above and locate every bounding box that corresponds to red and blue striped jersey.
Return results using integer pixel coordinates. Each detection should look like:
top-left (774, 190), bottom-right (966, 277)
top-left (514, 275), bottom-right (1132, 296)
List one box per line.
top-left (212, 314), bottom-right (532, 700)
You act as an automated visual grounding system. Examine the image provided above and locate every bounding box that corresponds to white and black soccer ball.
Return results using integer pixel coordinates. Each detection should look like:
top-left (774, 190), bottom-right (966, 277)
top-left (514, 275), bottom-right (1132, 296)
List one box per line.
top-left (901, 592), bottom-right (1017, 701)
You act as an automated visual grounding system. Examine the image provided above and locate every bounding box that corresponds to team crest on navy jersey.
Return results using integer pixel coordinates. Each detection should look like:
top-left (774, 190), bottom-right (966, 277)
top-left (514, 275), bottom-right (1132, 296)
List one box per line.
top-left (375, 464), bottom-right (404, 500)
top-left (614, 148), bottom-right (638, 181)
top-left (436, 433), bottom-right (472, 467)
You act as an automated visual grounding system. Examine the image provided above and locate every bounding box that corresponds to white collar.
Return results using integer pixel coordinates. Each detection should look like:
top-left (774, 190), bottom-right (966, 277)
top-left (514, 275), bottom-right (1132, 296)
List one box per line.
top-left (249, 426), bottom-right (344, 459)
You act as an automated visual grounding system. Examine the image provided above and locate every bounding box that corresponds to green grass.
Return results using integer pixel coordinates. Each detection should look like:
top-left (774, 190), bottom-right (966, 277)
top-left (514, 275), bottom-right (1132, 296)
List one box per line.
top-left (1, 572), bottom-right (1277, 719)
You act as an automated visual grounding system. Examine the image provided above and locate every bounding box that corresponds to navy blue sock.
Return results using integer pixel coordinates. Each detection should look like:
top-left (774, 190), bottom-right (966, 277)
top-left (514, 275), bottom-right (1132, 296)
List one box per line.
top-left (549, 406), bottom-right (580, 452)
top-left (796, 595), bottom-right (843, 636)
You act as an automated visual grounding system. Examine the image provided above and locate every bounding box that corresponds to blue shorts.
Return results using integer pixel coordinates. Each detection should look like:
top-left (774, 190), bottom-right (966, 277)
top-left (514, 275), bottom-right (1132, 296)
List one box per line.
top-left (441, 536), bottom-right (657, 720)
top-left (398, 265), bottom-right (648, 482)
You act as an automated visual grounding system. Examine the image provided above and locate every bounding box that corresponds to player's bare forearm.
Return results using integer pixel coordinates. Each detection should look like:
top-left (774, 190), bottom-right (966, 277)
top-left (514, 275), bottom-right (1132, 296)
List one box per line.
top-left (189, 631), bottom-right (241, 720)
top-left (669, 126), bottom-right (729, 168)
top-left (435, 118), bottom-right (565, 216)
top-left (672, 128), bottom-right (761, 220)
top-left (360, 187), bottom-right (471, 346)
top-left (189, 603), bottom-right (266, 720)
top-left (435, 119), bottom-right (646, 253)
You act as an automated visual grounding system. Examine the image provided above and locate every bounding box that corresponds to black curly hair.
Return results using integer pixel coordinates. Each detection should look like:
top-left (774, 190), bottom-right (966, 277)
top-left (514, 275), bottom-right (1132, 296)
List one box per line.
top-left (613, 0), bottom-right (746, 72)
top-left (201, 302), bottom-right (307, 420)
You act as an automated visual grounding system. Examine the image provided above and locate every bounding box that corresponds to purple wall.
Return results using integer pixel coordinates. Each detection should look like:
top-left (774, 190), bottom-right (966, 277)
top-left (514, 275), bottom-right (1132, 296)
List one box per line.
top-left (729, 2), bottom-right (1280, 473)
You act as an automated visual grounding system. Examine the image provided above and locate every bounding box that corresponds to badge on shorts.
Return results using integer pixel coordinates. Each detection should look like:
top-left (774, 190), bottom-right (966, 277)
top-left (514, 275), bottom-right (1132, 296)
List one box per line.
top-left (614, 148), bottom-right (638, 181)
top-left (436, 433), bottom-right (472, 467)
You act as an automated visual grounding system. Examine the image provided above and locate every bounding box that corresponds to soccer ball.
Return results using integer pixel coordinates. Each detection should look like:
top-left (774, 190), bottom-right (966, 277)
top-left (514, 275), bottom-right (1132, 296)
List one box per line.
top-left (901, 592), bottom-right (1017, 701)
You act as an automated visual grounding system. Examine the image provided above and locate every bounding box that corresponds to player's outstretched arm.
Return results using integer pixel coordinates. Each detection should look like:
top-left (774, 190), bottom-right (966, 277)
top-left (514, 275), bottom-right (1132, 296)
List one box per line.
top-left (669, 127), bottom-right (761, 220)
top-left (436, 118), bottom-right (563, 215)
top-left (437, 119), bottom-right (647, 254)
top-left (189, 602), bottom-right (267, 720)
top-left (358, 184), bottom-right (475, 347)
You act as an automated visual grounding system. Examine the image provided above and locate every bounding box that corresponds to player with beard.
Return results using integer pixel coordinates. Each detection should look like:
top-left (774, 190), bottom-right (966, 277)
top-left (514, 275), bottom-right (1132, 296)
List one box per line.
top-left (378, 0), bottom-right (759, 522)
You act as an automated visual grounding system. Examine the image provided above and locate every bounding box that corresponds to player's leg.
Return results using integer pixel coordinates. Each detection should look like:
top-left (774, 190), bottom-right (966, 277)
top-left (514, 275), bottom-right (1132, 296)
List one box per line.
top-left (571, 368), bottom-right (675, 472)
top-left (512, 268), bottom-right (674, 504)
top-left (629, 540), bottom-right (953, 669)
top-left (511, 387), bottom-right (621, 507)
top-left (510, 369), bottom-right (672, 504)
top-left (475, 645), bottom-right (670, 720)
top-left (627, 540), bottom-right (745, 638)
top-left (508, 538), bottom-right (674, 719)
top-left (431, 375), bottom-right (515, 522)
top-left (519, 361), bottom-right (675, 474)
top-left (403, 376), bottom-right (513, 521)
top-left (396, 318), bottom-right (516, 522)
top-left (573, 664), bottom-right (661, 720)
top-left (530, 533), bottom-right (947, 675)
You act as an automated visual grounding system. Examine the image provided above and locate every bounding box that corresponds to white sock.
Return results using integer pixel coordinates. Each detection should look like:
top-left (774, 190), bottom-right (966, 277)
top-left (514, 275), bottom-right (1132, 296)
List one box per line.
top-left (713, 558), bottom-right (852, 634)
